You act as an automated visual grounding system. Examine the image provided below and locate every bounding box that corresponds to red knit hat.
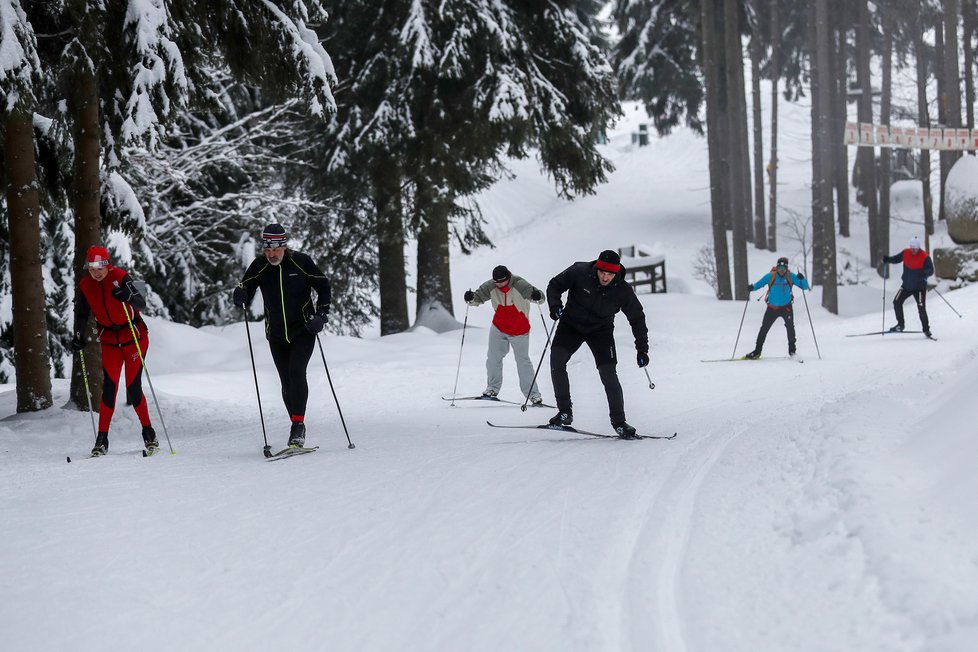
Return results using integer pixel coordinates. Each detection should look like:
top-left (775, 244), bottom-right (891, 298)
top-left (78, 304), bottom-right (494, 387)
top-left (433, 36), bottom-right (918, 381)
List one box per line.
top-left (87, 245), bottom-right (111, 269)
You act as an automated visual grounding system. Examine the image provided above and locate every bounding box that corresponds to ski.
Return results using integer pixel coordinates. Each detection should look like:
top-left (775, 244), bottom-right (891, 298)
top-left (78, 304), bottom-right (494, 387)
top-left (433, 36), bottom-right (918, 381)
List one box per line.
top-left (442, 395), bottom-right (555, 408)
top-left (264, 445), bottom-right (319, 461)
top-left (845, 330), bottom-right (922, 337)
top-left (67, 449), bottom-right (156, 463)
top-left (486, 420), bottom-right (676, 440)
top-left (701, 356), bottom-right (803, 363)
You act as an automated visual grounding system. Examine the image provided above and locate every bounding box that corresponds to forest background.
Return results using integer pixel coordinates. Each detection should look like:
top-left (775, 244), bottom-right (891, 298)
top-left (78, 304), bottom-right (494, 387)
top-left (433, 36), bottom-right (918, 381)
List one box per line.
top-left (1, 0), bottom-right (974, 413)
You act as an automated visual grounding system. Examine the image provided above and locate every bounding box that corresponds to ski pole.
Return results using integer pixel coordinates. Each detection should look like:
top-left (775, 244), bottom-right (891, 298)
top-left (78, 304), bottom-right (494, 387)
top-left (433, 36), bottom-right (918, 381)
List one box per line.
top-left (643, 366), bottom-right (656, 390)
top-left (932, 287), bottom-right (963, 318)
top-left (316, 334), bottom-right (355, 449)
top-left (121, 301), bottom-right (175, 454)
top-left (731, 294), bottom-right (751, 360)
top-left (449, 305), bottom-right (470, 407)
top-left (243, 308), bottom-right (271, 456)
top-left (881, 267), bottom-right (887, 335)
top-left (798, 275), bottom-right (822, 360)
top-left (521, 306), bottom-right (557, 412)
top-left (78, 349), bottom-right (99, 440)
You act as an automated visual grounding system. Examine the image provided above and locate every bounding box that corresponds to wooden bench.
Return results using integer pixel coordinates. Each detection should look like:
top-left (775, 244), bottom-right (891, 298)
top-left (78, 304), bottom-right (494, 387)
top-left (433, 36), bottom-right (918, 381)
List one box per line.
top-left (618, 246), bottom-right (666, 293)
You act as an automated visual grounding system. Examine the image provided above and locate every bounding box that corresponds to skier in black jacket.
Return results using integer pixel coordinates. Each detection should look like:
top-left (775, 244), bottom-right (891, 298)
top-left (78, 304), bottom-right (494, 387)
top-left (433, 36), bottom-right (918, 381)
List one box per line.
top-left (546, 250), bottom-right (650, 439)
top-left (233, 223), bottom-right (331, 448)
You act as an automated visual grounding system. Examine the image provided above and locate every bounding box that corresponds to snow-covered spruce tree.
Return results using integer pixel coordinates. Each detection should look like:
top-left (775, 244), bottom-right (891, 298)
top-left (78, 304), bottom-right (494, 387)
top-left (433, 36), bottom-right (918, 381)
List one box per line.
top-left (1, 0), bottom-right (54, 410)
top-left (316, 0), bottom-right (619, 334)
top-left (612, 0), bottom-right (705, 134)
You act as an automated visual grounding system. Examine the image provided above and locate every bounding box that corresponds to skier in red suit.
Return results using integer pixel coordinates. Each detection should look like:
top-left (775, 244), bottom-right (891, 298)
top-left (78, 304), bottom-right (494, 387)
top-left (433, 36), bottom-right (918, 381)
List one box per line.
top-left (70, 245), bottom-right (157, 456)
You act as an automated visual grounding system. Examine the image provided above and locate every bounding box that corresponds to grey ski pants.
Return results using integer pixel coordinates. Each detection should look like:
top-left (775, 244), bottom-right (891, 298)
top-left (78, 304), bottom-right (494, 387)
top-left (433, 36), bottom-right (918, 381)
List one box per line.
top-left (485, 326), bottom-right (541, 400)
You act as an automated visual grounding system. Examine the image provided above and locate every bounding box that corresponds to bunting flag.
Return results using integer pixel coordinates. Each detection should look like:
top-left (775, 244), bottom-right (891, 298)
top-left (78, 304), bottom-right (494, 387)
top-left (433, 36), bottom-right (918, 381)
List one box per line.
top-left (844, 122), bottom-right (978, 150)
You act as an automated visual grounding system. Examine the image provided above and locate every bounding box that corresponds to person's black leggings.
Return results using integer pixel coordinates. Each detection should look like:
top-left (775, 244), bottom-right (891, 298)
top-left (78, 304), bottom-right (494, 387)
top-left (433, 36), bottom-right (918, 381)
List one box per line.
top-left (754, 305), bottom-right (796, 354)
top-left (549, 321), bottom-right (625, 423)
top-left (268, 334), bottom-right (316, 418)
top-left (893, 289), bottom-right (929, 331)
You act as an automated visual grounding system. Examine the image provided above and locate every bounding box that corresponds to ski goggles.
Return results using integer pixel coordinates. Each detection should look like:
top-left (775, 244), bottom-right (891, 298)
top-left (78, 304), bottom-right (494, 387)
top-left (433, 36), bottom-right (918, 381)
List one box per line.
top-left (776, 262), bottom-right (788, 269)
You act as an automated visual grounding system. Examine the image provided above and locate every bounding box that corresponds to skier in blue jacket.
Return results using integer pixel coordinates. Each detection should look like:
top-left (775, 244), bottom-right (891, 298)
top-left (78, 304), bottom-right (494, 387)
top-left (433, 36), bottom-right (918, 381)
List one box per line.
top-left (744, 257), bottom-right (810, 359)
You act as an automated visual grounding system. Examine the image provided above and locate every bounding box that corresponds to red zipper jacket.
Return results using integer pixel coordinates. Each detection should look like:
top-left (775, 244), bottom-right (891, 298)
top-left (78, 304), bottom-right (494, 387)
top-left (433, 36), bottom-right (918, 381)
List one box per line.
top-left (74, 267), bottom-right (148, 347)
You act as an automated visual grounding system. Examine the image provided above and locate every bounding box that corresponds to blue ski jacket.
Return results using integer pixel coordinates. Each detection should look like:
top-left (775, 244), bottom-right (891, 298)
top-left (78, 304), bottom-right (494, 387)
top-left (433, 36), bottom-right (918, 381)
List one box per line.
top-left (750, 271), bottom-right (809, 307)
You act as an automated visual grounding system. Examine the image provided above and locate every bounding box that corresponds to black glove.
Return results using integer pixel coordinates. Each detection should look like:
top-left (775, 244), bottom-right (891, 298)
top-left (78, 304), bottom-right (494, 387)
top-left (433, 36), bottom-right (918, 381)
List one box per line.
top-left (530, 289), bottom-right (543, 301)
top-left (69, 333), bottom-right (86, 352)
top-left (637, 351), bottom-right (650, 368)
top-left (232, 286), bottom-right (248, 309)
top-left (305, 308), bottom-right (328, 334)
top-left (111, 285), bottom-right (128, 302)
top-left (747, 285), bottom-right (754, 294)
top-left (796, 273), bottom-right (805, 281)
top-left (549, 305), bottom-right (563, 321)
top-left (463, 289), bottom-right (475, 303)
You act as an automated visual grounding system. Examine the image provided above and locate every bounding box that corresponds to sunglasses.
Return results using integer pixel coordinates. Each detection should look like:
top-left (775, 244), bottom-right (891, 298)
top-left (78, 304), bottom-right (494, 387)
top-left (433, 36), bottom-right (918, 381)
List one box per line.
top-left (88, 260), bottom-right (109, 269)
top-left (777, 263), bottom-right (788, 268)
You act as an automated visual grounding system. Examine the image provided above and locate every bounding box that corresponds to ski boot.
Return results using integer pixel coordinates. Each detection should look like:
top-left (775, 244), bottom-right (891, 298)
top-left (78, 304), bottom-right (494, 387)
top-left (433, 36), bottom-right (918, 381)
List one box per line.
top-left (612, 421), bottom-right (639, 440)
top-left (91, 431), bottom-right (109, 457)
top-left (888, 324), bottom-right (904, 333)
top-left (481, 389), bottom-right (498, 399)
top-left (142, 425), bottom-right (159, 455)
top-left (744, 350), bottom-right (761, 360)
top-left (548, 410), bottom-right (573, 427)
top-left (288, 422), bottom-right (306, 448)
top-left (530, 396), bottom-right (544, 407)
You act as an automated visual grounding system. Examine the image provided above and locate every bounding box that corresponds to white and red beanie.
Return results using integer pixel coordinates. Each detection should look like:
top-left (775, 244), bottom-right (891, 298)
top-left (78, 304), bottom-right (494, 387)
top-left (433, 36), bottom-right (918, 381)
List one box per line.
top-left (87, 245), bottom-right (111, 269)
top-left (909, 236), bottom-right (922, 250)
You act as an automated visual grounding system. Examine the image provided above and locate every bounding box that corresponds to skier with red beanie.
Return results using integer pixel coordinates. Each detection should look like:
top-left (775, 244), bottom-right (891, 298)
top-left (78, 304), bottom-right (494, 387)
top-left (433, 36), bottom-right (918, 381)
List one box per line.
top-left (70, 245), bottom-right (157, 456)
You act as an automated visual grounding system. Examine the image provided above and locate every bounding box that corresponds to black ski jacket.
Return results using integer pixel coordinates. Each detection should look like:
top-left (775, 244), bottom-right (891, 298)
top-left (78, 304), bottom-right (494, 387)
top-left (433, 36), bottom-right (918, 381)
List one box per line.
top-left (237, 250), bottom-right (330, 343)
top-left (547, 261), bottom-right (649, 353)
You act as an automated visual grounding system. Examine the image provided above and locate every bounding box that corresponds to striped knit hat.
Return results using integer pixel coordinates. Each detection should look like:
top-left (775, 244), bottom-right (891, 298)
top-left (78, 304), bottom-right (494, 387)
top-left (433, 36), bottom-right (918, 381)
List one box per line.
top-left (87, 245), bottom-right (111, 269)
top-left (261, 223), bottom-right (288, 249)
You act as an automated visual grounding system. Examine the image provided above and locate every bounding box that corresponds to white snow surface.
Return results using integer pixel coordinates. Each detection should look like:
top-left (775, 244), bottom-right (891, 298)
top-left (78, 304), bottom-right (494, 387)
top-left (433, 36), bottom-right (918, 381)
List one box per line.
top-left (3, 98), bottom-right (978, 652)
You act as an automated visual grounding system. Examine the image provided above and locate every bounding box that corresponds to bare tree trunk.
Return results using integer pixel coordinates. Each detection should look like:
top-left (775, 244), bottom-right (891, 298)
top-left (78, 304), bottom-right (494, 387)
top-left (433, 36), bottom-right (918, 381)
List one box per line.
top-left (414, 187), bottom-right (456, 324)
top-left (749, 15), bottom-right (767, 249)
top-left (813, 0), bottom-right (838, 313)
top-left (857, 0), bottom-right (880, 264)
top-left (4, 111), bottom-right (54, 412)
top-left (879, 7), bottom-right (893, 258)
top-left (767, 0), bottom-right (780, 251)
top-left (915, 13), bottom-right (936, 235)
top-left (832, 0), bottom-right (850, 237)
top-left (374, 169), bottom-right (409, 335)
top-left (960, 0), bottom-right (974, 184)
top-left (69, 69), bottom-right (104, 410)
top-left (940, 0), bottom-right (963, 215)
top-left (702, 0), bottom-right (733, 300)
top-left (724, 0), bottom-right (749, 296)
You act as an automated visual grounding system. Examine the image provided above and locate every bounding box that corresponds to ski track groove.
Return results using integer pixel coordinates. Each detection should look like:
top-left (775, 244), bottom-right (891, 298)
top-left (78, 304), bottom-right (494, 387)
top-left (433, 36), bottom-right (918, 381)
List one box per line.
top-left (626, 424), bottom-right (752, 652)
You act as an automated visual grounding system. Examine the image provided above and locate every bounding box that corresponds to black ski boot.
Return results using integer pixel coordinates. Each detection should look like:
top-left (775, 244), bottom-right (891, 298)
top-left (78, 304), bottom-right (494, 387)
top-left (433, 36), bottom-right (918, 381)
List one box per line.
top-left (744, 350), bottom-right (761, 360)
top-left (91, 431), bottom-right (109, 456)
top-left (548, 410), bottom-right (573, 426)
top-left (288, 422), bottom-right (306, 448)
top-left (613, 421), bottom-right (639, 439)
top-left (888, 324), bottom-right (904, 333)
top-left (142, 425), bottom-right (159, 454)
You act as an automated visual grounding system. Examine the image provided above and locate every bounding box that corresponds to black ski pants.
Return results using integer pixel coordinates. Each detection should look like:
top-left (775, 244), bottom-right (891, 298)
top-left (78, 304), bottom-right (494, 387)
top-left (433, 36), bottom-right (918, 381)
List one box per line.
top-left (268, 334), bottom-right (316, 419)
top-left (893, 288), bottom-right (929, 332)
top-left (754, 304), bottom-right (797, 354)
top-left (549, 321), bottom-right (626, 424)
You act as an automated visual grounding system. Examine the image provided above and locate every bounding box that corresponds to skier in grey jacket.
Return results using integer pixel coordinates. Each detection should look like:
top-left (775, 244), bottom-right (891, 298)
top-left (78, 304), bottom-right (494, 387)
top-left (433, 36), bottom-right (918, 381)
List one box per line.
top-left (464, 265), bottom-right (547, 405)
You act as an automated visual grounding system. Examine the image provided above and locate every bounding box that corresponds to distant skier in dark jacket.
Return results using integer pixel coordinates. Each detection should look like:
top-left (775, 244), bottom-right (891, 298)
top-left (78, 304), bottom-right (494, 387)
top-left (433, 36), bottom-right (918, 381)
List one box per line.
top-left (70, 245), bottom-right (157, 456)
top-left (744, 256), bottom-right (810, 360)
top-left (882, 236), bottom-right (934, 337)
top-left (233, 224), bottom-right (330, 449)
top-left (546, 250), bottom-right (649, 439)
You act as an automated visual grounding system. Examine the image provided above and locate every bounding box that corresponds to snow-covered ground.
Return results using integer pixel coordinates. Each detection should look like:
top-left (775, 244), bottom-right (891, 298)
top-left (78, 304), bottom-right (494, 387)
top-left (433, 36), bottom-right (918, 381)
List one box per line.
top-left (2, 93), bottom-right (977, 651)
